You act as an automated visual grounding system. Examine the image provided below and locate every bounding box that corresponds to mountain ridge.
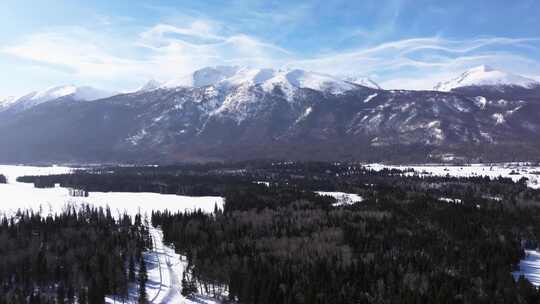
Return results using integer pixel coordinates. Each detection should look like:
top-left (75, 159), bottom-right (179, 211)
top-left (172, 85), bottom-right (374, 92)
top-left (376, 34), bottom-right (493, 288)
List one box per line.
top-left (0, 65), bottom-right (539, 163)
top-left (434, 65), bottom-right (540, 92)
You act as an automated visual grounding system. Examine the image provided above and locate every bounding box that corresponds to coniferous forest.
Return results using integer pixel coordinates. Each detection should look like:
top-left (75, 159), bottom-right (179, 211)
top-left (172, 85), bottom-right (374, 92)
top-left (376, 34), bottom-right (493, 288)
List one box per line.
top-left (151, 187), bottom-right (540, 304)
top-left (0, 206), bottom-right (151, 304)
top-left (5, 161), bottom-right (540, 303)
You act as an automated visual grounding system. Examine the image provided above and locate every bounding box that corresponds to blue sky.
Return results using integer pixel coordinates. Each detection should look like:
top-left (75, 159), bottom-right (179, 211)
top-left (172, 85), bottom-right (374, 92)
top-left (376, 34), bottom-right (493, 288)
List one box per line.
top-left (1, 0), bottom-right (540, 95)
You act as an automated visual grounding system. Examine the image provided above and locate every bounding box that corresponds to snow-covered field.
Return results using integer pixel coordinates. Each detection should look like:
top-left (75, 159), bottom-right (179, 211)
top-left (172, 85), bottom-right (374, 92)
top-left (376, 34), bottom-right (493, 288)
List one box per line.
top-left (0, 165), bottom-right (225, 303)
top-left (513, 250), bottom-right (540, 287)
top-left (0, 164), bottom-right (74, 183)
top-left (315, 191), bottom-right (363, 207)
top-left (365, 163), bottom-right (540, 189)
top-left (0, 165), bottom-right (224, 218)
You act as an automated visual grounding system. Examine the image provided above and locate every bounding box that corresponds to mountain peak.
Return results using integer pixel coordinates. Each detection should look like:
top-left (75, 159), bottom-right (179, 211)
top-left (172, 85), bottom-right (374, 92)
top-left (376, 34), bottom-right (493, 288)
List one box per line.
top-left (0, 96), bottom-right (16, 109)
top-left (138, 79), bottom-right (162, 92)
top-left (159, 66), bottom-right (361, 96)
top-left (434, 65), bottom-right (539, 91)
top-left (2, 85), bottom-right (116, 112)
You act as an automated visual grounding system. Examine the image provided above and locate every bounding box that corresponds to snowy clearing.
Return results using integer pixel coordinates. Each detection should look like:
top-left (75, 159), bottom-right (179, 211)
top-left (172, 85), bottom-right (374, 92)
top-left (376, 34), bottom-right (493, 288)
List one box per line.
top-left (513, 250), bottom-right (540, 287)
top-left (365, 163), bottom-right (540, 189)
top-left (315, 191), bottom-right (363, 207)
top-left (0, 164), bottom-right (73, 183)
top-left (0, 165), bottom-right (224, 218)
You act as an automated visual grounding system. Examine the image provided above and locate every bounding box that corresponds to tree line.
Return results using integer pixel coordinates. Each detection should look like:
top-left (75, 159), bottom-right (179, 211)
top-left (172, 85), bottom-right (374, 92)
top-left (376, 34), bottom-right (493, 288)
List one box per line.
top-left (152, 179), bottom-right (540, 304)
top-left (0, 206), bottom-right (152, 304)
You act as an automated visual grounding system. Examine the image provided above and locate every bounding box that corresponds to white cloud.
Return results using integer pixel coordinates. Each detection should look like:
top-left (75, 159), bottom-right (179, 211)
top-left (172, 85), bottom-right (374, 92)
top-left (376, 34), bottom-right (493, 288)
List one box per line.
top-left (2, 27), bottom-right (148, 81)
top-left (2, 22), bottom-right (539, 92)
top-left (287, 37), bottom-right (540, 89)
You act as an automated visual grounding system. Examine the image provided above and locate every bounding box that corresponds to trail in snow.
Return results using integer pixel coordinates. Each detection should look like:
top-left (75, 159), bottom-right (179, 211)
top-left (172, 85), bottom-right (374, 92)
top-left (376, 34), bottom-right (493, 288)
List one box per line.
top-left (107, 226), bottom-right (223, 303)
top-left (146, 227), bottom-right (223, 304)
top-left (149, 229), bottom-right (164, 303)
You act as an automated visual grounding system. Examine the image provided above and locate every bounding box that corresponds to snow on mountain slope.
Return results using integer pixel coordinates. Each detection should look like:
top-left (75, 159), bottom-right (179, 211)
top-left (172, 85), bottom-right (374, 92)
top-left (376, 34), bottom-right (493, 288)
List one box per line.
top-left (162, 66), bottom-right (243, 88)
top-left (434, 65), bottom-right (540, 91)
top-left (7, 85), bottom-right (116, 111)
top-left (0, 96), bottom-right (16, 110)
top-left (137, 79), bottom-right (162, 92)
top-left (344, 76), bottom-right (381, 89)
top-left (160, 66), bottom-right (359, 95)
top-left (263, 69), bottom-right (358, 95)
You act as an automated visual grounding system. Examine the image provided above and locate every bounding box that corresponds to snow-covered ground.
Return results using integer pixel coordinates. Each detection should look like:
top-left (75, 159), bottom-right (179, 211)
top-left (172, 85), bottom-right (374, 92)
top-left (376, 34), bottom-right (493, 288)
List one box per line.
top-left (0, 165), bottom-right (225, 303)
top-left (0, 165), bottom-right (224, 218)
top-left (438, 197), bottom-right (463, 204)
top-left (106, 227), bottom-right (223, 304)
top-left (365, 163), bottom-right (540, 189)
top-left (0, 164), bottom-right (74, 182)
top-left (513, 250), bottom-right (540, 287)
top-left (315, 191), bottom-right (363, 207)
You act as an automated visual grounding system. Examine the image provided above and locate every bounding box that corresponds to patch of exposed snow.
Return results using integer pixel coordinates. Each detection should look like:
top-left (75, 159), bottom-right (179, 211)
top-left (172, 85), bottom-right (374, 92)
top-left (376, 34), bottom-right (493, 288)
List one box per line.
top-left (295, 107), bottom-right (312, 123)
top-left (315, 191), bottom-right (363, 207)
top-left (439, 197), bottom-right (462, 204)
top-left (513, 250), bottom-right (540, 287)
top-left (128, 129), bottom-right (148, 145)
top-left (253, 181), bottom-right (270, 187)
top-left (474, 96), bottom-right (488, 109)
top-left (492, 113), bottom-right (505, 124)
top-left (364, 93), bottom-right (378, 103)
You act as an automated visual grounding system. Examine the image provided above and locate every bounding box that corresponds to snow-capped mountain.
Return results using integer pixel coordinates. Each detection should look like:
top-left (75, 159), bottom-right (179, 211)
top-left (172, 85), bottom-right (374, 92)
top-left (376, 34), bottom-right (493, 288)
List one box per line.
top-left (0, 96), bottom-right (15, 105)
top-left (1, 65), bottom-right (540, 163)
top-left (434, 65), bottom-right (540, 91)
top-left (3, 85), bottom-right (116, 112)
top-left (152, 66), bottom-right (361, 96)
top-left (0, 96), bottom-right (16, 111)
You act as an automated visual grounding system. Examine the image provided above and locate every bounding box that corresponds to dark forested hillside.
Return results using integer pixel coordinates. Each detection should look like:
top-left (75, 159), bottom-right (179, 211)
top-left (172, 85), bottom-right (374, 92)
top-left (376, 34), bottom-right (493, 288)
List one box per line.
top-left (0, 207), bottom-right (151, 304)
top-left (153, 192), bottom-right (540, 304)
top-left (139, 162), bottom-right (540, 304)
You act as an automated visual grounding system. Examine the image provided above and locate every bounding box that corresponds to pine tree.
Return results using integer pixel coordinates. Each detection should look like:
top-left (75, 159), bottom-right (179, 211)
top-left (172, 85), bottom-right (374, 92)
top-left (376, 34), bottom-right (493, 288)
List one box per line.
top-left (138, 256), bottom-right (148, 304)
top-left (181, 272), bottom-right (191, 297)
top-left (129, 255), bottom-right (136, 282)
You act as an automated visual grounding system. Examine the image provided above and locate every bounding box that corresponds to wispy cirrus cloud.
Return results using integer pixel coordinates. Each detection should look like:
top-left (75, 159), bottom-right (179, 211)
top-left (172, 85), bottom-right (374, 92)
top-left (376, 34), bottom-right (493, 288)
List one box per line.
top-left (288, 36), bottom-right (540, 89)
top-left (2, 21), bottom-right (539, 92)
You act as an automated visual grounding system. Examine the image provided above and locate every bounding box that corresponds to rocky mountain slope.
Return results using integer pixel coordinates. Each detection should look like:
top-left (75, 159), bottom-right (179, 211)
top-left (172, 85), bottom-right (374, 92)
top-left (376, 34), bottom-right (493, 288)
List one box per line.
top-left (0, 66), bottom-right (538, 163)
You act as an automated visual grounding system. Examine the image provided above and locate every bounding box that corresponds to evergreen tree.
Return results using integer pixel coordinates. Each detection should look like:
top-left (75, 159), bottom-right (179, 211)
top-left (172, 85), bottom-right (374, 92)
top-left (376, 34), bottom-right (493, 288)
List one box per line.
top-left (138, 256), bottom-right (148, 304)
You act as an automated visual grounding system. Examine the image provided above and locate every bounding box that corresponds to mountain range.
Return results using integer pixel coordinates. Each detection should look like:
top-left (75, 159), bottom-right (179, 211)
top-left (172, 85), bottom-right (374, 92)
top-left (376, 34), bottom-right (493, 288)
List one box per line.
top-left (0, 65), bottom-right (539, 163)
